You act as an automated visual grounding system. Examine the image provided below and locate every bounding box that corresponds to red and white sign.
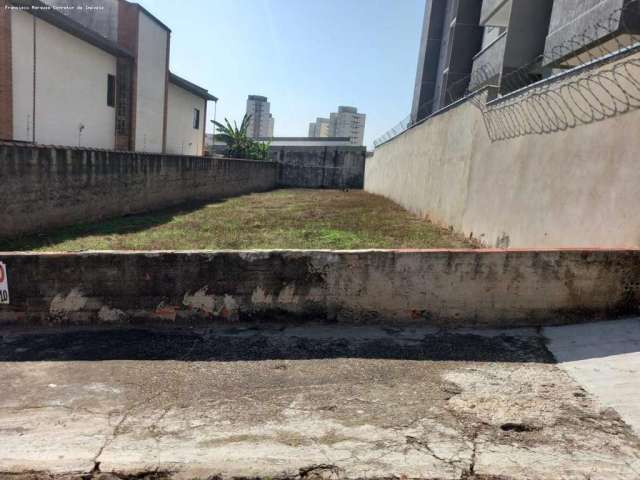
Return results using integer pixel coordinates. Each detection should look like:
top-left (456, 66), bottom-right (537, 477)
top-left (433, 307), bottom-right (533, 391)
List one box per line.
top-left (0, 262), bottom-right (9, 304)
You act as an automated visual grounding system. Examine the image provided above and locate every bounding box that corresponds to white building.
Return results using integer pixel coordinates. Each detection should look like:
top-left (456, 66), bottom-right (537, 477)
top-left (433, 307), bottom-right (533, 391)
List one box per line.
top-left (245, 95), bottom-right (274, 138)
top-left (0, 0), bottom-right (216, 155)
top-left (166, 74), bottom-right (217, 156)
top-left (308, 118), bottom-right (330, 138)
top-left (329, 106), bottom-right (366, 146)
top-left (256, 137), bottom-right (352, 147)
top-left (2, 1), bottom-right (127, 149)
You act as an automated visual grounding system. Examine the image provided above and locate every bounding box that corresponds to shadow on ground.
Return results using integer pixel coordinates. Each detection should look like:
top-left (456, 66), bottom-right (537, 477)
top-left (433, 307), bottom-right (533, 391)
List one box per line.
top-left (0, 324), bottom-right (555, 363)
top-left (0, 198), bottom-right (224, 251)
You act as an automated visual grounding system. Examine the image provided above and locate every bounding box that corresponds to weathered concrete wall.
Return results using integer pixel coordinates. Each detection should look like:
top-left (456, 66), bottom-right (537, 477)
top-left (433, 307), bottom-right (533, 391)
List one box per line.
top-left (0, 142), bottom-right (278, 238)
top-left (366, 52), bottom-right (640, 248)
top-left (0, 249), bottom-right (638, 328)
top-left (366, 96), bottom-right (478, 233)
top-left (207, 145), bottom-right (366, 189)
top-left (271, 146), bottom-right (366, 189)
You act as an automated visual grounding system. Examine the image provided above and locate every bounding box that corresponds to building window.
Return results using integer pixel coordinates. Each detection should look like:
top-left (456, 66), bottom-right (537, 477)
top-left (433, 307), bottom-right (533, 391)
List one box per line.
top-left (193, 108), bottom-right (200, 129)
top-left (107, 74), bottom-right (115, 107)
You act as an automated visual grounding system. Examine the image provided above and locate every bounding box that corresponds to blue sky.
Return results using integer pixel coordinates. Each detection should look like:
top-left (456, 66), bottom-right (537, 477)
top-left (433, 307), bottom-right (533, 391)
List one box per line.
top-left (137, 0), bottom-right (426, 148)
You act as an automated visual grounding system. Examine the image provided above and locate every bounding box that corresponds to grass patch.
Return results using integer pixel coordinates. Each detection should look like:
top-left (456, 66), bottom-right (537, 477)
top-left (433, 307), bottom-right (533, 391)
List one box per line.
top-left (1, 189), bottom-right (476, 251)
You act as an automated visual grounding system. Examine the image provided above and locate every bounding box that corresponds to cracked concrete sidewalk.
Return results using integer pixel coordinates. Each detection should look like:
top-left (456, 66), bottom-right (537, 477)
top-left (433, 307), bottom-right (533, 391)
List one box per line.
top-left (0, 321), bottom-right (639, 480)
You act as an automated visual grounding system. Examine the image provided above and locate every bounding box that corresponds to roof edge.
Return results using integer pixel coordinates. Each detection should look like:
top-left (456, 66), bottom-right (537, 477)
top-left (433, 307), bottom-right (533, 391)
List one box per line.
top-left (257, 137), bottom-right (352, 142)
top-left (169, 72), bottom-right (218, 101)
top-left (129, 1), bottom-right (172, 33)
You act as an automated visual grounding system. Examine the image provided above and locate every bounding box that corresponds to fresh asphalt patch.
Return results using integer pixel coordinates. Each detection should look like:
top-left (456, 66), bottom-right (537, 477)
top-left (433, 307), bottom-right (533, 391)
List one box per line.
top-left (0, 324), bottom-right (554, 363)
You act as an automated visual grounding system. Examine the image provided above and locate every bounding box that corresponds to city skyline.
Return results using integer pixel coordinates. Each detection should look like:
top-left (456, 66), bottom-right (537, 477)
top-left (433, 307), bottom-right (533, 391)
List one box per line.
top-left (136, 0), bottom-right (425, 148)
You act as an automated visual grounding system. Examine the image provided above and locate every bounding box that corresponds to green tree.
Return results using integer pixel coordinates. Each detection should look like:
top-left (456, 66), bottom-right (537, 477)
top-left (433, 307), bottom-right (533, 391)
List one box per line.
top-left (212, 114), bottom-right (272, 160)
top-left (211, 114), bottom-right (253, 158)
top-left (250, 140), bottom-right (271, 161)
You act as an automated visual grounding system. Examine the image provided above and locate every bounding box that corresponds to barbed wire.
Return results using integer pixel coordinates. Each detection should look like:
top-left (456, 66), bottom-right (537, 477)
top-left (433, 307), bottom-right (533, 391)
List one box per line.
top-left (374, 0), bottom-right (640, 147)
top-left (372, 115), bottom-right (412, 147)
top-left (480, 52), bottom-right (640, 140)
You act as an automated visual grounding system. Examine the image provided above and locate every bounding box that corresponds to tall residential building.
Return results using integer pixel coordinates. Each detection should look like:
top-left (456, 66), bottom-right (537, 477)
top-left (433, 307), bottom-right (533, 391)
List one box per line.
top-left (543, 0), bottom-right (640, 68)
top-left (411, 0), bottom-right (484, 123)
top-left (308, 118), bottom-right (330, 137)
top-left (469, 0), bottom-right (554, 94)
top-left (411, 0), bottom-right (562, 124)
top-left (246, 95), bottom-right (274, 138)
top-left (328, 107), bottom-right (366, 146)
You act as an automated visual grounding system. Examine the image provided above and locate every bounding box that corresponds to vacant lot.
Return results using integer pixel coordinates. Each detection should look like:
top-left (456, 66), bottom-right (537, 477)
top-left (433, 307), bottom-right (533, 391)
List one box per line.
top-left (1, 189), bottom-right (475, 251)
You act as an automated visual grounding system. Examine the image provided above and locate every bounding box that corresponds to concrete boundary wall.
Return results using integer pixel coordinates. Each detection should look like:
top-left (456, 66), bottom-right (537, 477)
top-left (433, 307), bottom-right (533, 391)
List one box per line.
top-left (0, 249), bottom-right (638, 328)
top-left (0, 142), bottom-right (279, 238)
top-left (366, 51), bottom-right (640, 248)
top-left (271, 146), bottom-right (366, 189)
top-left (211, 145), bottom-right (368, 189)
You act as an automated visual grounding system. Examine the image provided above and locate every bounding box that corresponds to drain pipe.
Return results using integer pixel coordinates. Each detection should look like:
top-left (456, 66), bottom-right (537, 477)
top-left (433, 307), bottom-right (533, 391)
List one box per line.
top-left (32, 15), bottom-right (36, 143)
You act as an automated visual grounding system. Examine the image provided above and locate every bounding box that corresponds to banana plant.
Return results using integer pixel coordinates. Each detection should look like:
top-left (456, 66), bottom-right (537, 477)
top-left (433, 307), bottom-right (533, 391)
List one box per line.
top-left (250, 140), bottom-right (271, 161)
top-left (211, 114), bottom-right (253, 158)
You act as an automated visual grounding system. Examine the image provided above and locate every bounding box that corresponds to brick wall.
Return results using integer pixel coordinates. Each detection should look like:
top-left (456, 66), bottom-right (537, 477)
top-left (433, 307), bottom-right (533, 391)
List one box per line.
top-left (0, 142), bottom-right (279, 238)
top-left (115, 58), bottom-right (133, 150)
top-left (116, 1), bottom-right (139, 150)
top-left (0, 0), bottom-right (13, 141)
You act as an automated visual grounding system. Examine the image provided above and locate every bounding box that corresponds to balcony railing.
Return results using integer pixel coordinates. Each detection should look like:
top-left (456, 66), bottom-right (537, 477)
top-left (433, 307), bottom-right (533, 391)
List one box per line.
top-left (469, 32), bottom-right (507, 90)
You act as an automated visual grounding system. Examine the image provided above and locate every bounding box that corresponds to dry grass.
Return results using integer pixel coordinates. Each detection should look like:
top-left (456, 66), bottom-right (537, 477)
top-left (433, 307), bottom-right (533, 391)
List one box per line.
top-left (1, 189), bottom-right (476, 251)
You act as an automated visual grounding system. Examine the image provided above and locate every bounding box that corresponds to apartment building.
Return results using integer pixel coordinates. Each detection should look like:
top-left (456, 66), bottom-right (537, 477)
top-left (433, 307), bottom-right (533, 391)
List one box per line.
top-left (328, 107), bottom-right (366, 146)
top-left (308, 118), bottom-right (330, 138)
top-left (0, 0), bottom-right (216, 154)
top-left (544, 0), bottom-right (640, 68)
top-left (411, 0), bottom-right (484, 123)
top-left (469, 0), bottom-right (554, 93)
top-left (246, 95), bottom-right (274, 139)
top-left (411, 0), bottom-right (640, 124)
top-left (307, 107), bottom-right (365, 145)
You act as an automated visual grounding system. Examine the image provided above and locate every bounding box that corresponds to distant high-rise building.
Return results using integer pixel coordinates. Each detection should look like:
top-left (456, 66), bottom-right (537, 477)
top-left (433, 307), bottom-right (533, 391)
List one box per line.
top-left (308, 118), bottom-right (331, 138)
top-left (269, 117), bottom-right (275, 137)
top-left (246, 95), bottom-right (274, 138)
top-left (328, 106), bottom-right (366, 146)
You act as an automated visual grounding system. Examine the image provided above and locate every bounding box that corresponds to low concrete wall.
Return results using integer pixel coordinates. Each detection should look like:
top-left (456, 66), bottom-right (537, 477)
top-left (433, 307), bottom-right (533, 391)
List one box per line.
top-left (271, 145), bottom-right (366, 189)
top-left (0, 142), bottom-right (279, 238)
top-left (366, 50), bottom-right (640, 248)
top-left (0, 249), bottom-right (638, 327)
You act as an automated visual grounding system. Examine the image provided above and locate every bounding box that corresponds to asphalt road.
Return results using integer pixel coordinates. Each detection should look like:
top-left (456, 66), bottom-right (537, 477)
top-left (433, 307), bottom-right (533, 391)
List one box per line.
top-left (1, 320), bottom-right (639, 480)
